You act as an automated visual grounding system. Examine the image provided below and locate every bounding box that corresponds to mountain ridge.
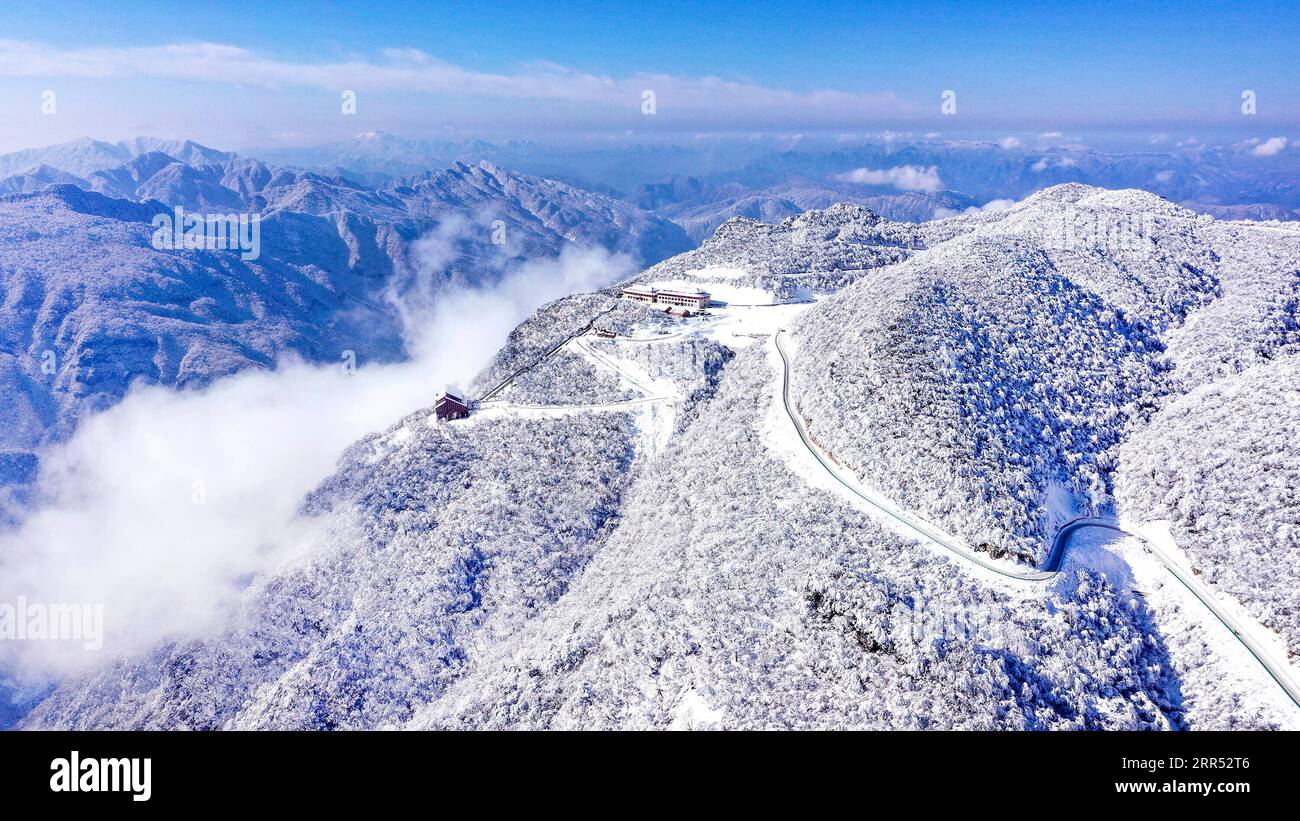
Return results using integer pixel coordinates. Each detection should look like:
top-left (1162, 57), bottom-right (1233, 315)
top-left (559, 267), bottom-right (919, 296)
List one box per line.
top-left (14, 183), bottom-right (1300, 729)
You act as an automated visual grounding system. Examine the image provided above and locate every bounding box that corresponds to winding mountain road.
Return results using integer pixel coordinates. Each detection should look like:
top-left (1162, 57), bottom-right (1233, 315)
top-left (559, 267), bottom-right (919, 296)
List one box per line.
top-left (773, 329), bottom-right (1300, 709)
top-left (470, 314), bottom-right (1300, 710)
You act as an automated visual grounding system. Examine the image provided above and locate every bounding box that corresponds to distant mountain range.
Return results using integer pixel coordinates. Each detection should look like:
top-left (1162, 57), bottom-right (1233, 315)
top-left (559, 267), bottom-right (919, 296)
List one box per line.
top-left (0, 137), bottom-right (235, 180)
top-left (5, 130), bottom-right (1297, 502)
top-left (4, 132), bottom-right (1298, 236)
top-left (624, 174), bottom-right (980, 242)
top-left (241, 131), bottom-right (1300, 221)
top-left (3, 134), bottom-right (1299, 731)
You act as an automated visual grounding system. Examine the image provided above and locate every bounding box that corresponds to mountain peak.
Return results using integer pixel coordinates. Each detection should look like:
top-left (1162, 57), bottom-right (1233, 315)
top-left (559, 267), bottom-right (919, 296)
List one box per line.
top-left (3, 183), bottom-right (163, 222)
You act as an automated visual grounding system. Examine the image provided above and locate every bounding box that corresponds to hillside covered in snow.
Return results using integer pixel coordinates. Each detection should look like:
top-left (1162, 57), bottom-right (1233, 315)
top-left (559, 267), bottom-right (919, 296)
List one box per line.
top-left (1115, 356), bottom-right (1300, 660)
top-left (11, 183), bottom-right (1300, 730)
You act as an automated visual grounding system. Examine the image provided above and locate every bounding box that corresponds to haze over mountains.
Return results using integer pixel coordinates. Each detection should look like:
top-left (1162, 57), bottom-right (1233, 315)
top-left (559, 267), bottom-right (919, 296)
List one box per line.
top-left (5, 131), bottom-right (1299, 222)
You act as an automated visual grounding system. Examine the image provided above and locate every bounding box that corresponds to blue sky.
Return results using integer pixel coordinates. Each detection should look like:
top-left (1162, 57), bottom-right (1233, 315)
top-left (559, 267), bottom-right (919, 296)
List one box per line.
top-left (0, 0), bottom-right (1296, 152)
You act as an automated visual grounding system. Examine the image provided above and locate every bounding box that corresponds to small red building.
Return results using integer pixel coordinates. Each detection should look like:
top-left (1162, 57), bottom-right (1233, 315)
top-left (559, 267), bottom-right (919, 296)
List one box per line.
top-left (435, 390), bottom-right (469, 421)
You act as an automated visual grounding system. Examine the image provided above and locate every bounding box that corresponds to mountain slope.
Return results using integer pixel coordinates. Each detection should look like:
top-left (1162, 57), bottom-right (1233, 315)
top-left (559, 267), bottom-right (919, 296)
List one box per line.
top-left (1115, 354), bottom-right (1300, 660)
top-left (787, 186), bottom-right (1298, 565)
top-left (629, 201), bottom-right (925, 300)
top-left (395, 162), bottom-right (691, 267)
top-left (0, 138), bottom-right (133, 179)
top-left (21, 405), bottom-right (641, 729)
top-left (630, 174), bottom-right (978, 242)
top-left (0, 186), bottom-right (405, 479)
top-left (0, 165), bottom-right (87, 194)
top-left (416, 344), bottom-right (1183, 730)
top-left (21, 305), bottom-right (1191, 731)
top-left (790, 231), bottom-right (1174, 563)
top-left (13, 184), bottom-right (1299, 730)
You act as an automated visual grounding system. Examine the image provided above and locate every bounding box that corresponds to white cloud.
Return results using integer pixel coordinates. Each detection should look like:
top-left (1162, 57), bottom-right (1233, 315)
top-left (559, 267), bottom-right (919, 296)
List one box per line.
top-left (1251, 136), bottom-right (1288, 156)
top-left (833, 164), bottom-right (944, 191)
top-left (0, 39), bottom-right (916, 127)
top-left (998, 136), bottom-right (1023, 150)
top-left (933, 197), bottom-right (1018, 219)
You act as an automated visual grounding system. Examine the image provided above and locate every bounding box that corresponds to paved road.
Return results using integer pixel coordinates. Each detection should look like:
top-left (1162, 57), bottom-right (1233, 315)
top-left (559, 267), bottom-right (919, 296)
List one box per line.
top-left (1141, 534), bottom-right (1300, 708)
top-left (475, 320), bottom-right (1300, 709)
top-left (773, 330), bottom-right (1300, 708)
top-left (775, 330), bottom-right (1055, 581)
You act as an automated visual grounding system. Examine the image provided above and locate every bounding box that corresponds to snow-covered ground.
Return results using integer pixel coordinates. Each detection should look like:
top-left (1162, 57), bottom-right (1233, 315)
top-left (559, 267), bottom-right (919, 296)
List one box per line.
top-left (467, 287), bottom-right (1300, 725)
top-left (572, 337), bottom-right (678, 401)
top-left (1127, 522), bottom-right (1300, 721)
top-left (571, 337), bottom-right (681, 457)
top-left (390, 245), bottom-right (1300, 727)
top-left (761, 330), bottom-right (1045, 592)
top-left (684, 266), bottom-right (749, 281)
top-left (698, 302), bottom-right (813, 349)
top-left (763, 332), bottom-right (1300, 723)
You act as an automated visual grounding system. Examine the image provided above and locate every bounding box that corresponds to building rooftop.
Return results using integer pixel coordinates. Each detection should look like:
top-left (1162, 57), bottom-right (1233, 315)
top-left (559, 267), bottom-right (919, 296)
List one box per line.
top-left (656, 288), bottom-right (709, 298)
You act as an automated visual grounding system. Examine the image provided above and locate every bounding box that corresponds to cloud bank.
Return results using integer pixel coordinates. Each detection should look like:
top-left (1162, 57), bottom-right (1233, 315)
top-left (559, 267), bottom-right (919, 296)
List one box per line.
top-left (833, 164), bottom-right (945, 192)
top-left (1250, 136), bottom-right (1288, 157)
top-left (0, 229), bottom-right (634, 680)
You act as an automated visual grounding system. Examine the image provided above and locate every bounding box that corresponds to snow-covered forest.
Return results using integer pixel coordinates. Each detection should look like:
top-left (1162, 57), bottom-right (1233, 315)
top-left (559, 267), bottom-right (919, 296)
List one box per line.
top-left (416, 347), bottom-right (1195, 730)
top-left (15, 183), bottom-right (1300, 729)
top-left (1116, 355), bottom-right (1300, 660)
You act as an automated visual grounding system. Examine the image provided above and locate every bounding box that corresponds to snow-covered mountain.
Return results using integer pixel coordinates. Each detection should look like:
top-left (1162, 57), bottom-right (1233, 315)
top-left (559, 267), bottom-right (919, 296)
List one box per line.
top-left (393, 161), bottom-right (692, 272)
top-left (0, 165), bottom-right (87, 195)
top-left (0, 137), bottom-right (236, 180)
top-left (17, 183), bottom-right (1300, 730)
top-left (1184, 202), bottom-right (1300, 222)
top-left (0, 146), bottom-right (690, 502)
top-left (0, 138), bottom-right (692, 266)
top-left (627, 174), bottom-right (979, 242)
top-left (0, 185), bottom-right (406, 499)
top-left (1116, 356), bottom-right (1300, 659)
top-left (238, 132), bottom-right (1300, 214)
top-left (240, 131), bottom-right (774, 194)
